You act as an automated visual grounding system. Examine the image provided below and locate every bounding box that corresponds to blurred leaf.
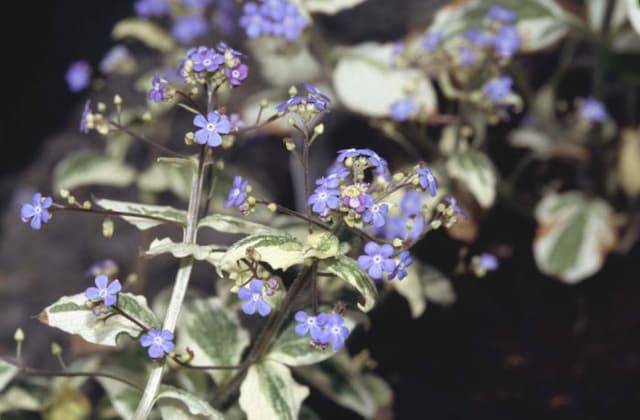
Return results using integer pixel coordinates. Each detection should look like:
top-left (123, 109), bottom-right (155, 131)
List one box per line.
top-left (0, 382), bottom-right (49, 413)
top-left (112, 18), bottom-right (175, 52)
top-left (96, 198), bottom-right (187, 230)
top-left (53, 150), bottom-right (136, 192)
top-left (156, 385), bottom-right (223, 419)
top-left (97, 378), bottom-right (142, 420)
top-left (301, 0), bottom-right (368, 14)
top-left (295, 354), bottom-right (379, 419)
top-left (588, 0), bottom-right (628, 33)
top-left (138, 162), bottom-right (192, 201)
top-left (0, 360), bottom-right (18, 392)
top-left (627, 0), bottom-right (640, 35)
top-left (220, 233), bottom-right (305, 272)
top-left (446, 149), bottom-right (497, 209)
top-left (177, 298), bottom-right (249, 385)
top-left (146, 237), bottom-right (226, 262)
top-left (43, 386), bottom-right (91, 420)
top-left (534, 192), bottom-right (617, 284)
top-left (617, 128), bottom-right (640, 198)
top-left (38, 293), bottom-right (159, 346)
top-left (248, 38), bottom-right (321, 87)
top-left (197, 214), bottom-right (274, 235)
top-left (333, 42), bottom-right (437, 118)
top-left (238, 360), bottom-right (309, 420)
top-left (320, 256), bottom-right (378, 312)
top-left (393, 259), bottom-right (456, 318)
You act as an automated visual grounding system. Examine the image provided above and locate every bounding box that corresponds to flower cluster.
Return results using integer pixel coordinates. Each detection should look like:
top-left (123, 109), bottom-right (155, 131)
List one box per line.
top-left (357, 242), bottom-right (413, 281)
top-left (179, 44), bottom-right (249, 87)
top-left (20, 193), bottom-right (53, 230)
top-left (134, 0), bottom-right (171, 18)
top-left (225, 176), bottom-right (254, 213)
top-left (238, 279), bottom-right (272, 316)
top-left (240, 0), bottom-right (308, 41)
top-left (430, 196), bottom-right (467, 229)
top-left (294, 311), bottom-right (349, 351)
top-left (308, 149), bottom-right (390, 227)
top-left (276, 83), bottom-right (330, 117)
top-left (79, 101), bottom-right (109, 135)
top-left (148, 73), bottom-right (173, 103)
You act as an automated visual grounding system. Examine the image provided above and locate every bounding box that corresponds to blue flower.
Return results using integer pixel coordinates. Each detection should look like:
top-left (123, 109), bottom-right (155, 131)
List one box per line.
top-left (363, 203), bottom-right (389, 228)
top-left (477, 253), bottom-right (498, 271)
top-left (304, 83), bottom-right (330, 111)
top-left (225, 176), bottom-right (249, 209)
top-left (315, 174), bottom-right (341, 189)
top-left (320, 313), bottom-right (350, 351)
top-left (458, 46), bottom-right (476, 66)
top-left (487, 5), bottom-right (516, 24)
top-left (294, 311), bottom-right (329, 342)
top-left (389, 251), bottom-right (412, 281)
top-left (493, 26), bottom-right (520, 58)
top-left (172, 15), bottom-right (208, 44)
top-left (389, 99), bottom-right (416, 121)
top-left (444, 195), bottom-right (467, 220)
top-left (65, 61), bottom-right (91, 93)
top-left (308, 186), bottom-right (340, 215)
top-left (463, 29), bottom-right (494, 47)
top-left (357, 242), bottom-right (396, 280)
top-left (21, 193), bottom-right (53, 230)
top-left (238, 279), bottom-right (272, 316)
top-left (273, 3), bottom-right (308, 41)
top-left (80, 100), bottom-right (92, 134)
top-left (484, 76), bottom-right (513, 102)
top-left (85, 275), bottom-right (122, 307)
top-left (191, 47), bottom-right (224, 72)
top-left (416, 165), bottom-right (438, 196)
top-left (181, 0), bottom-right (213, 8)
top-left (579, 97), bottom-right (607, 123)
top-left (423, 30), bottom-right (443, 52)
top-left (135, 0), bottom-right (171, 18)
top-left (148, 73), bottom-right (169, 103)
top-left (240, 0), bottom-right (308, 41)
top-left (193, 112), bottom-right (231, 147)
top-left (336, 149), bottom-right (388, 176)
top-left (240, 3), bottom-right (269, 38)
top-left (140, 329), bottom-right (175, 359)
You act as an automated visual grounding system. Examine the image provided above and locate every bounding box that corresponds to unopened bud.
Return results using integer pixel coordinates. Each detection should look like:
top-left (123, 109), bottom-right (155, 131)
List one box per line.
top-left (59, 189), bottom-right (70, 198)
top-left (288, 118), bottom-right (296, 126)
top-left (82, 201), bottom-right (92, 209)
top-left (267, 203), bottom-right (277, 212)
top-left (126, 273), bottom-right (138, 284)
top-left (283, 137), bottom-right (296, 152)
top-left (313, 123), bottom-right (324, 136)
top-left (142, 111), bottom-right (152, 122)
top-left (185, 132), bottom-right (195, 145)
top-left (97, 102), bottom-right (107, 112)
top-left (103, 218), bottom-right (114, 238)
top-left (288, 85), bottom-right (298, 97)
top-left (114, 94), bottom-right (123, 106)
top-left (14, 328), bottom-right (24, 342)
top-left (259, 99), bottom-right (269, 108)
top-left (51, 342), bottom-right (62, 356)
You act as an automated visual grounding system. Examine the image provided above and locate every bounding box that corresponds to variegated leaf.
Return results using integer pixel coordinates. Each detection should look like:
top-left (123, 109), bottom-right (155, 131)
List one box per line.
top-left (156, 385), bottom-right (224, 419)
top-left (146, 237), bottom-right (226, 261)
top-left (96, 198), bottom-right (187, 230)
top-left (112, 18), bottom-right (175, 52)
top-left (53, 150), bottom-right (136, 192)
top-left (320, 256), bottom-right (377, 312)
top-left (220, 233), bottom-right (305, 272)
top-left (446, 149), bottom-right (497, 208)
top-left (197, 214), bottom-right (274, 235)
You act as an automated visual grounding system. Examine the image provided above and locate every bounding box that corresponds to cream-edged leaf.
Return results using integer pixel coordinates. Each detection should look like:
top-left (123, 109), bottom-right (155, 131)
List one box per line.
top-left (156, 385), bottom-right (224, 420)
top-left (112, 18), bottom-right (175, 52)
top-left (446, 149), bottom-right (497, 208)
top-left (198, 214), bottom-right (274, 235)
top-left (301, 0), bottom-right (368, 14)
top-left (0, 360), bottom-right (18, 392)
top-left (146, 237), bottom-right (226, 261)
top-left (220, 233), bottom-right (305, 272)
top-left (319, 256), bottom-right (377, 312)
top-left (96, 198), bottom-right (187, 230)
top-left (53, 150), bottom-right (136, 192)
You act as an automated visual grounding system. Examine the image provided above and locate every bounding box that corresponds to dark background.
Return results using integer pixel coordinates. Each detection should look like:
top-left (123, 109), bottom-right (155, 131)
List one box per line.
top-left (1, 1), bottom-right (640, 420)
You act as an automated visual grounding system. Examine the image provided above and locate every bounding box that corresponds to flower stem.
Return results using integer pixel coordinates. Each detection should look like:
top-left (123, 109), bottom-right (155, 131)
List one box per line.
top-left (132, 146), bottom-right (208, 420)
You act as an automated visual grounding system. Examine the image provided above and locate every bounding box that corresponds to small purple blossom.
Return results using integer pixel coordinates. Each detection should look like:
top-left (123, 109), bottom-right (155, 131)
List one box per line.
top-left (140, 329), bottom-right (175, 359)
top-left (240, 0), bottom-right (308, 41)
top-left (458, 46), bottom-right (476, 66)
top-left (416, 165), bottom-right (438, 197)
top-left (80, 100), bottom-right (92, 134)
top-left (225, 64), bottom-right (249, 86)
top-left (294, 311), bottom-right (328, 342)
top-left (229, 113), bottom-right (246, 131)
top-left (579, 97), bottom-right (607, 123)
top-left (99, 45), bottom-right (132, 74)
top-left (363, 203), bottom-right (389, 228)
top-left (487, 5), bottom-right (517, 24)
top-left (336, 148), bottom-right (387, 174)
top-left (86, 259), bottom-right (118, 278)
top-left (423, 30), bottom-right (443, 52)
top-left (357, 242), bottom-right (396, 280)
top-left (238, 279), bottom-right (272, 316)
top-left (484, 75), bottom-right (513, 102)
top-left (315, 174), bottom-right (341, 189)
top-left (321, 313), bottom-right (350, 351)
top-left (308, 186), bottom-right (340, 215)
top-left (389, 99), bottom-right (416, 122)
top-left (477, 253), bottom-right (499, 271)
top-left (493, 25), bottom-right (520, 58)
top-left (463, 29), bottom-right (494, 47)
top-left (445, 196), bottom-right (467, 220)
top-left (65, 61), bottom-right (91, 93)
top-left (240, 3), bottom-right (270, 38)
top-left (341, 190), bottom-right (372, 214)
top-left (389, 251), bottom-right (412, 281)
top-left (191, 47), bottom-right (224, 72)
top-left (225, 176), bottom-right (249, 209)
top-left (20, 193), bottom-right (53, 230)
top-left (135, 0), bottom-right (171, 18)
top-left (181, 0), bottom-right (213, 8)
top-left (85, 275), bottom-right (122, 307)
top-left (148, 73), bottom-right (169, 103)
top-left (172, 15), bottom-right (208, 44)
top-left (193, 112), bottom-right (231, 147)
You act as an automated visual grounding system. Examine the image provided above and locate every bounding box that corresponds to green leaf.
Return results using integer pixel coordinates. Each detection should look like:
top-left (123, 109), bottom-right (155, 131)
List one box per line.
top-left (333, 42), bottom-right (437, 119)
top-left (320, 256), bottom-right (377, 312)
top-left (177, 298), bottom-right (249, 384)
top-left (0, 382), bottom-right (49, 414)
top-left (197, 214), bottom-right (274, 235)
top-left (267, 314), bottom-right (355, 367)
top-left (301, 0), bottom-right (368, 14)
top-left (220, 233), bottom-right (305, 272)
top-left (238, 360), bottom-right (309, 420)
top-left (295, 354), bottom-right (377, 419)
top-left (304, 231), bottom-right (340, 260)
top-left (156, 385), bottom-right (224, 420)
top-left (146, 237), bottom-right (226, 262)
top-left (534, 192), bottom-right (617, 284)
top-left (446, 149), bottom-right (497, 208)
top-left (629, 0), bottom-right (640, 35)
top-left (96, 198), bottom-right (187, 230)
top-left (53, 150), bottom-right (137, 192)
top-left (112, 18), bottom-right (175, 52)
top-left (38, 293), bottom-right (159, 346)
top-left (138, 162), bottom-right (193, 201)
top-left (0, 360), bottom-right (18, 392)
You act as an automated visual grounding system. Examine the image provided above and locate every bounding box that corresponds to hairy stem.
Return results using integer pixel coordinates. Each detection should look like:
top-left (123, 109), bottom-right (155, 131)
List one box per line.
top-left (108, 120), bottom-right (186, 158)
top-left (132, 146), bottom-right (208, 420)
